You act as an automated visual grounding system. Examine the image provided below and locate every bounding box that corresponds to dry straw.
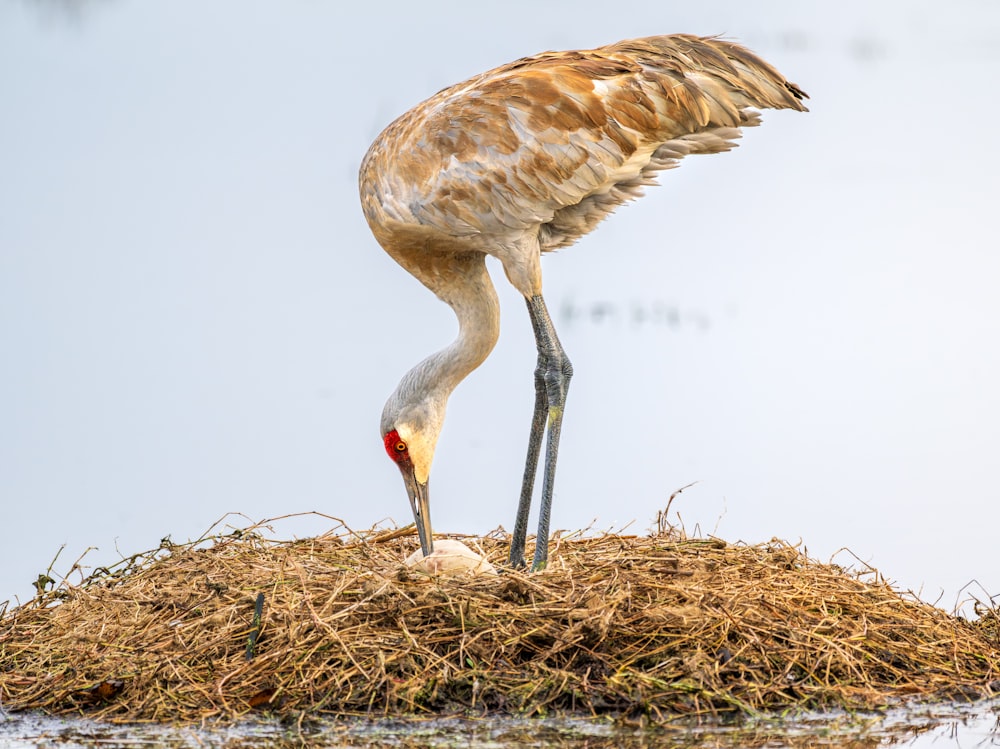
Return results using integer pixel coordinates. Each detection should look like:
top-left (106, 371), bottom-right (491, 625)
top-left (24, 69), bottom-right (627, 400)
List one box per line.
top-left (1, 513), bottom-right (998, 724)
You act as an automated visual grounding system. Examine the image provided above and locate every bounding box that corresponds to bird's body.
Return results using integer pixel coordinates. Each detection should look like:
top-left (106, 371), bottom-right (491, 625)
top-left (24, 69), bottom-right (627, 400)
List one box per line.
top-left (360, 34), bottom-right (807, 569)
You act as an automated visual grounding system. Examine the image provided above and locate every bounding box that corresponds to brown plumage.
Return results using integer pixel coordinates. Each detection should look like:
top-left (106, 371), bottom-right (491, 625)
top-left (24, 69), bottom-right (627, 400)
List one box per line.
top-left (360, 34), bottom-right (807, 570)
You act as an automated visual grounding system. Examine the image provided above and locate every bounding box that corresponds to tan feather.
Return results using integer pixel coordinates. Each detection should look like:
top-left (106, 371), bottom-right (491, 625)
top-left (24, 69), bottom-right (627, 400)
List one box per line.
top-left (361, 33), bottom-right (807, 274)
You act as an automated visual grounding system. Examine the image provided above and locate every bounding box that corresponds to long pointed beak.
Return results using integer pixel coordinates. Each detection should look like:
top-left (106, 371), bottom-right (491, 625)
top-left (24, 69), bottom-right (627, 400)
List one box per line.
top-left (401, 467), bottom-right (434, 556)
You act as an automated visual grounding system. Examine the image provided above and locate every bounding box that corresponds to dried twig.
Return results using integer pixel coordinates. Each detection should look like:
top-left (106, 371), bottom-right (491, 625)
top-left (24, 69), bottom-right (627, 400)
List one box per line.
top-left (0, 517), bottom-right (997, 724)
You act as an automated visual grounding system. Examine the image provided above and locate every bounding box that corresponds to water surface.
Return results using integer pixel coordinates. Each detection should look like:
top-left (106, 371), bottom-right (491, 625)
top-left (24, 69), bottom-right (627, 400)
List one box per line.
top-left (2, 702), bottom-right (1000, 748)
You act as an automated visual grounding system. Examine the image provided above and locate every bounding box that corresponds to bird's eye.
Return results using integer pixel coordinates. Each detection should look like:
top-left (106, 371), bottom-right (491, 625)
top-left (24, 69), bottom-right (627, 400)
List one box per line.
top-left (384, 429), bottom-right (410, 462)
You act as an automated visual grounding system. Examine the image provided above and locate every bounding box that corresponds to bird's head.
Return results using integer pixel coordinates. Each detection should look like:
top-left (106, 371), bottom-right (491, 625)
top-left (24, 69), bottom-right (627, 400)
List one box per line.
top-left (381, 392), bottom-right (446, 557)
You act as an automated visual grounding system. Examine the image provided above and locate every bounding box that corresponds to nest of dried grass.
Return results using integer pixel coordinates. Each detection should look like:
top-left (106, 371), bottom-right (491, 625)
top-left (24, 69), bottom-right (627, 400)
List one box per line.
top-left (1, 514), bottom-right (998, 725)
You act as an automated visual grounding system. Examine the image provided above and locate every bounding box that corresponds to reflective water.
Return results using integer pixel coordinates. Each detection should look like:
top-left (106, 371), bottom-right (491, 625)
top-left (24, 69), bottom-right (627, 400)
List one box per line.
top-left (2, 703), bottom-right (1000, 748)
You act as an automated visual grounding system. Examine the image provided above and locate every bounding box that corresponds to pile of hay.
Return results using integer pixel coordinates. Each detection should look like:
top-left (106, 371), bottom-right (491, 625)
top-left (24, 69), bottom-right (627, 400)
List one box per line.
top-left (1, 517), bottom-right (998, 724)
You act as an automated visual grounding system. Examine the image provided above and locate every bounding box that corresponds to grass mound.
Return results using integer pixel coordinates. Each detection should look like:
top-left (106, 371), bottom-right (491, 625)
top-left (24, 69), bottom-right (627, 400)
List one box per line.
top-left (1, 515), bottom-right (998, 724)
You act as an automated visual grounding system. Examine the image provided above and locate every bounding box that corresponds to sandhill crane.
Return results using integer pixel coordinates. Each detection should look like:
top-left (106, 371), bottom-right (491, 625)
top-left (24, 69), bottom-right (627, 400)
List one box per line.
top-left (360, 34), bottom-right (807, 571)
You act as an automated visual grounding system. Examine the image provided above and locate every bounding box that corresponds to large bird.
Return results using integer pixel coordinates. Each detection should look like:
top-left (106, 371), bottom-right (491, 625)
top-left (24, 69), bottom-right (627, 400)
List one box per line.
top-left (359, 34), bottom-right (807, 570)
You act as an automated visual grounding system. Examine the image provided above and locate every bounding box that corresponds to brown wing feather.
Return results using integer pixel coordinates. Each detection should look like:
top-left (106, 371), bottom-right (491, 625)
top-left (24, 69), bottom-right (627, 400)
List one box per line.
top-left (360, 34), bottom-right (807, 256)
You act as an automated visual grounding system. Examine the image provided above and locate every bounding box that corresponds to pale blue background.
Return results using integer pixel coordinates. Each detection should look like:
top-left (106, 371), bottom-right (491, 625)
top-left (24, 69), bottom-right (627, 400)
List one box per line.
top-left (2, 0), bottom-right (998, 613)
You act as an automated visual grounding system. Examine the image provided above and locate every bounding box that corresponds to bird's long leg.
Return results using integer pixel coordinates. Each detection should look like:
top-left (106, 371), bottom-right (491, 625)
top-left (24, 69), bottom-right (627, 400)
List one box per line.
top-left (509, 294), bottom-right (572, 571)
top-left (509, 333), bottom-right (548, 568)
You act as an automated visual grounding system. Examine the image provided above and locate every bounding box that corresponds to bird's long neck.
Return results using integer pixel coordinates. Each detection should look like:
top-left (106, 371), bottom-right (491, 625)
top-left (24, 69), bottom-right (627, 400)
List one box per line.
top-left (391, 251), bottom-right (501, 408)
